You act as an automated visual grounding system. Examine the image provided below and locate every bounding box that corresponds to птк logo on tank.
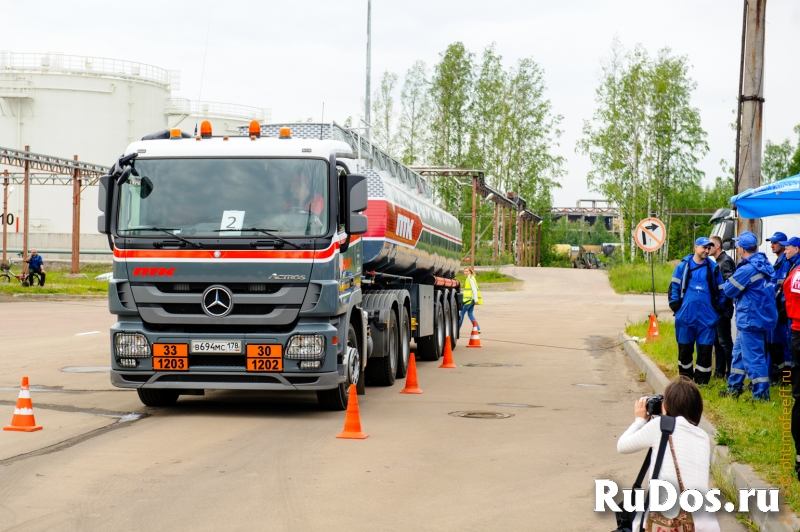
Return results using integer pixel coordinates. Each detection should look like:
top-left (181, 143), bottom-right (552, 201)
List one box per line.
top-left (388, 205), bottom-right (422, 246)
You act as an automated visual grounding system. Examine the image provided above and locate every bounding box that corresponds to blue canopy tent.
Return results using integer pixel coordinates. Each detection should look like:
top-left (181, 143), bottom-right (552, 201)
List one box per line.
top-left (730, 174), bottom-right (800, 218)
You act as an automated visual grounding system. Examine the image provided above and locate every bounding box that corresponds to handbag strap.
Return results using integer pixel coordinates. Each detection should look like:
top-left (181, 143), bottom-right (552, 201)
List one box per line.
top-left (639, 415), bottom-right (676, 532)
top-left (667, 436), bottom-right (686, 492)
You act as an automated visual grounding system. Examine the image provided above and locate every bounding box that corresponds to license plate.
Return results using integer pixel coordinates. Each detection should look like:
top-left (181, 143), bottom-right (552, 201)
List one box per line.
top-left (153, 357), bottom-right (188, 371)
top-left (246, 344), bottom-right (282, 372)
top-left (190, 340), bottom-right (242, 353)
top-left (247, 358), bottom-right (283, 372)
top-left (153, 343), bottom-right (188, 357)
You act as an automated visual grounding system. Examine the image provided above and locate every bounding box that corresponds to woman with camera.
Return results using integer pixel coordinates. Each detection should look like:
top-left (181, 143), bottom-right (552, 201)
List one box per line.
top-left (617, 377), bottom-right (720, 531)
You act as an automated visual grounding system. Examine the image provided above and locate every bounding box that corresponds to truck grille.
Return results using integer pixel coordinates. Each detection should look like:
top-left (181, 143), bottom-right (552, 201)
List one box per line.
top-left (160, 303), bottom-right (276, 315)
top-left (154, 282), bottom-right (289, 294)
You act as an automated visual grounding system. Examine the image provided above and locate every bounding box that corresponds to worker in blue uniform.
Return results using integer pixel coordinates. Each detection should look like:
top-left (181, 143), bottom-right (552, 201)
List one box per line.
top-left (720, 231), bottom-right (778, 401)
top-left (767, 232), bottom-right (792, 384)
top-left (669, 236), bottom-right (725, 384)
top-left (775, 236), bottom-right (800, 383)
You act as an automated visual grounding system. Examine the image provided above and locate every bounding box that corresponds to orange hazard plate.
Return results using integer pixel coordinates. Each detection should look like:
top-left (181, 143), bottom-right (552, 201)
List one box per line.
top-left (246, 344), bottom-right (282, 372)
top-left (153, 344), bottom-right (188, 357)
top-left (246, 344), bottom-right (282, 358)
top-left (153, 357), bottom-right (188, 371)
top-left (247, 358), bottom-right (282, 372)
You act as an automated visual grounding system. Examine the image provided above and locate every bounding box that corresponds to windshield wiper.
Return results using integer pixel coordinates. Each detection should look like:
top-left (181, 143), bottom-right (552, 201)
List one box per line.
top-left (213, 228), bottom-right (299, 249)
top-left (119, 227), bottom-right (203, 249)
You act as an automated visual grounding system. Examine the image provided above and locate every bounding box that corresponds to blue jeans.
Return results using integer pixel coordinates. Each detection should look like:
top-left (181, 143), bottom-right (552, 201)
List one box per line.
top-left (459, 302), bottom-right (479, 331)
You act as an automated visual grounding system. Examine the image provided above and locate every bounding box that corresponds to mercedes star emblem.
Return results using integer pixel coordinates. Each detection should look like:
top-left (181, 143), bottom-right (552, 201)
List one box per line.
top-left (201, 285), bottom-right (233, 317)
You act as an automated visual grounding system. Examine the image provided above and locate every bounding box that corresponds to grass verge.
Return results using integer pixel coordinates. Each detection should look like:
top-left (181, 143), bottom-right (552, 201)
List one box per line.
top-left (608, 262), bottom-right (673, 294)
top-left (456, 269), bottom-right (516, 284)
top-left (0, 263), bottom-right (111, 296)
top-left (627, 320), bottom-right (799, 516)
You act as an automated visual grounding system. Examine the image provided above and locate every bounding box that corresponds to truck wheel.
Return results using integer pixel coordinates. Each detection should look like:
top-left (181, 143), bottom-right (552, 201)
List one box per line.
top-left (396, 306), bottom-right (411, 378)
top-left (365, 309), bottom-right (398, 386)
top-left (417, 299), bottom-right (444, 361)
top-left (442, 292), bottom-right (452, 346)
top-left (449, 293), bottom-right (458, 349)
top-left (317, 323), bottom-right (360, 410)
top-left (137, 388), bottom-right (179, 407)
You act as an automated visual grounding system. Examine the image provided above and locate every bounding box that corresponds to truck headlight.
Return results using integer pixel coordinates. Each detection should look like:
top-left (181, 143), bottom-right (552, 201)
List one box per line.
top-left (285, 334), bottom-right (325, 360)
top-left (115, 333), bottom-right (151, 357)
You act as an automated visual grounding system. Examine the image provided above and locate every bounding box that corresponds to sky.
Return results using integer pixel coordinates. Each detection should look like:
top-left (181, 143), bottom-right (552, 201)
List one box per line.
top-left (2, 0), bottom-right (799, 208)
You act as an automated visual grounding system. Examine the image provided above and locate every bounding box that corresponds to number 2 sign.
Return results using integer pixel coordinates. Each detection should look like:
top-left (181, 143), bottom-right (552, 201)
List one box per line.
top-left (219, 210), bottom-right (245, 235)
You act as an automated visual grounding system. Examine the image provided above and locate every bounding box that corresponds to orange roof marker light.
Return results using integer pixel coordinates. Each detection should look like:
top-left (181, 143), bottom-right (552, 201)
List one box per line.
top-left (249, 120), bottom-right (261, 139)
top-left (170, 128), bottom-right (182, 139)
top-left (200, 120), bottom-right (212, 138)
top-left (279, 127), bottom-right (292, 139)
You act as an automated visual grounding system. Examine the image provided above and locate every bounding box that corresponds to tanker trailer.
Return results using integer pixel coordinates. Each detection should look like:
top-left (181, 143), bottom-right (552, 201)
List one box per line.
top-left (99, 121), bottom-right (462, 411)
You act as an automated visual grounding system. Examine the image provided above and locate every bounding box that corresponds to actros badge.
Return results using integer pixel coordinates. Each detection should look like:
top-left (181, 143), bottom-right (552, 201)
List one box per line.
top-left (269, 273), bottom-right (306, 280)
top-left (201, 285), bottom-right (234, 317)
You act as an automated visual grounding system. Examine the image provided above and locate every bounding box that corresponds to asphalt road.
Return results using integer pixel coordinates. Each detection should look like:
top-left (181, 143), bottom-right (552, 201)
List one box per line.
top-left (0, 269), bottom-right (747, 531)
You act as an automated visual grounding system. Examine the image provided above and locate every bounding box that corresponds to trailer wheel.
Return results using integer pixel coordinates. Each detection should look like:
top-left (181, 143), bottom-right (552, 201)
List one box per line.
top-left (317, 323), bottom-right (360, 410)
top-left (365, 308), bottom-right (398, 386)
top-left (449, 293), bottom-right (458, 349)
top-left (137, 388), bottom-right (179, 407)
top-left (442, 291), bottom-right (452, 346)
top-left (417, 298), bottom-right (444, 361)
top-left (396, 306), bottom-right (411, 378)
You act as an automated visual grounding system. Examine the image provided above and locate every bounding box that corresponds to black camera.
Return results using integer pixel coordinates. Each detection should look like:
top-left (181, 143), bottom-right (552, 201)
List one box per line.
top-left (645, 394), bottom-right (663, 417)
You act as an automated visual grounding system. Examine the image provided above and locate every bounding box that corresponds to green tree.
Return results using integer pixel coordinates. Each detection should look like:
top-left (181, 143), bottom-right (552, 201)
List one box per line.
top-left (577, 41), bottom-right (707, 262)
top-left (763, 125), bottom-right (800, 182)
top-left (398, 61), bottom-right (431, 165)
top-left (372, 70), bottom-right (399, 156)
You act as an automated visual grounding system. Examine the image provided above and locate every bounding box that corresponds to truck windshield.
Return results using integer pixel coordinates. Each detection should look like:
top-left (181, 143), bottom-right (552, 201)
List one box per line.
top-left (117, 158), bottom-right (329, 237)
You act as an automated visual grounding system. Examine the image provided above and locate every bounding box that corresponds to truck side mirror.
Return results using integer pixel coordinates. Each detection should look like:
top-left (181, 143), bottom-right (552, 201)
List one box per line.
top-left (97, 174), bottom-right (112, 234)
top-left (345, 173), bottom-right (368, 235)
top-left (722, 220), bottom-right (735, 251)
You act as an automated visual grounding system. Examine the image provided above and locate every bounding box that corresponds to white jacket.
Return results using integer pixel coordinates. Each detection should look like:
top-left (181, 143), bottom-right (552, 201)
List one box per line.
top-left (617, 416), bottom-right (720, 532)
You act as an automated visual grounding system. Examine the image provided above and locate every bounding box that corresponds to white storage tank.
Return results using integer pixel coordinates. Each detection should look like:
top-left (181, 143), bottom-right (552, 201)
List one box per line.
top-left (0, 52), bottom-right (270, 252)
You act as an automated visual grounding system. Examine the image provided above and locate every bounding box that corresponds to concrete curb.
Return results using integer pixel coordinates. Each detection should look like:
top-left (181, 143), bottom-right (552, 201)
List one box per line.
top-left (479, 281), bottom-right (524, 292)
top-left (9, 294), bottom-right (106, 301)
top-left (618, 332), bottom-right (799, 532)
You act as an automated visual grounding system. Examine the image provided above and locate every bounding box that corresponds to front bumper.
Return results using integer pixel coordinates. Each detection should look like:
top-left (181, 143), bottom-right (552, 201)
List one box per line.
top-left (109, 318), bottom-right (343, 391)
top-left (111, 368), bottom-right (341, 391)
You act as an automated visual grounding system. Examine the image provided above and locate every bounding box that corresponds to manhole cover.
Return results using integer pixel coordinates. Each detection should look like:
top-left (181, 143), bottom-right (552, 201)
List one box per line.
top-left (573, 383), bottom-right (606, 387)
top-left (61, 366), bottom-right (111, 373)
top-left (461, 363), bottom-right (517, 368)
top-left (489, 403), bottom-right (540, 408)
top-left (449, 411), bottom-right (513, 419)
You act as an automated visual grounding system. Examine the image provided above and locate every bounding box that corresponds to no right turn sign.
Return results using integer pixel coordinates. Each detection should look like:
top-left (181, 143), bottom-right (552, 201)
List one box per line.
top-left (634, 218), bottom-right (666, 252)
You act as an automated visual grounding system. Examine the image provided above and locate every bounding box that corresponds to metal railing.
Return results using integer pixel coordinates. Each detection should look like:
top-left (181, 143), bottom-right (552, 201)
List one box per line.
top-left (0, 79), bottom-right (33, 98)
top-left (0, 146), bottom-right (109, 183)
top-left (0, 51), bottom-right (173, 87)
top-left (166, 98), bottom-right (267, 122)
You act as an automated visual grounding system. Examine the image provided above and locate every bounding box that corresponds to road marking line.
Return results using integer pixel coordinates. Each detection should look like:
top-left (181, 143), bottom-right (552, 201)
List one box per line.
top-left (75, 331), bottom-right (101, 336)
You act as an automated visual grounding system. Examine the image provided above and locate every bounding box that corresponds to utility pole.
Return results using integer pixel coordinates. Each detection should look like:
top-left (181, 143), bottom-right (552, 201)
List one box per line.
top-left (71, 155), bottom-right (81, 274)
top-left (22, 145), bottom-right (29, 271)
top-left (364, 0), bottom-right (372, 143)
top-left (2, 172), bottom-right (8, 267)
top-left (470, 175), bottom-right (477, 268)
top-left (735, 0), bottom-right (767, 237)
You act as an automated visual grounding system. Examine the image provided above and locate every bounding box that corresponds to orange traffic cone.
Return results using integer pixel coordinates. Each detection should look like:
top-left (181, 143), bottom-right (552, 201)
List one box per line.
top-left (4, 376), bottom-right (42, 432)
top-left (440, 336), bottom-right (457, 368)
top-left (336, 384), bottom-right (368, 439)
top-left (400, 354), bottom-right (423, 394)
top-left (466, 321), bottom-right (482, 348)
top-left (646, 314), bottom-right (660, 343)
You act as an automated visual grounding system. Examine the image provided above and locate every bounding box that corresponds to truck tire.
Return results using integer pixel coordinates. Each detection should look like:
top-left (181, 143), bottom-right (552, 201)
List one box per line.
top-left (396, 306), bottom-right (411, 378)
top-left (417, 298), bottom-right (444, 361)
top-left (365, 309), bottom-right (398, 386)
top-left (317, 323), bottom-right (360, 411)
top-left (449, 292), bottom-right (458, 349)
top-left (137, 388), bottom-right (179, 407)
top-left (442, 290), bottom-right (452, 345)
